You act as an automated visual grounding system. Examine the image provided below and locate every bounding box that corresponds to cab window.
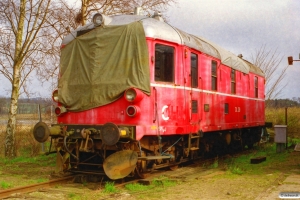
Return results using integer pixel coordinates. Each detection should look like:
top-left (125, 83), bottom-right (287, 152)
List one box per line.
top-left (155, 44), bottom-right (174, 82)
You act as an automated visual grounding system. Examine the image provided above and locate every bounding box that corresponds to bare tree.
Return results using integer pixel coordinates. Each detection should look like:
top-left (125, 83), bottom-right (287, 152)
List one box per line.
top-left (35, 0), bottom-right (78, 82)
top-left (76, 0), bottom-right (176, 25)
top-left (0, 0), bottom-right (52, 158)
top-left (251, 45), bottom-right (289, 100)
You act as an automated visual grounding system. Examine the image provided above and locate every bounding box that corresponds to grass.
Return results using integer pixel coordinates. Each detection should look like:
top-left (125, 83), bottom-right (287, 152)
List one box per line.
top-left (0, 150), bottom-right (56, 189)
top-left (229, 166), bottom-right (244, 175)
top-left (224, 143), bottom-right (289, 175)
top-left (104, 182), bottom-right (118, 193)
top-left (152, 177), bottom-right (177, 187)
top-left (0, 181), bottom-right (12, 189)
top-left (68, 193), bottom-right (81, 200)
top-left (124, 176), bottom-right (177, 195)
top-left (125, 183), bottom-right (150, 192)
top-left (1, 153), bottom-right (56, 167)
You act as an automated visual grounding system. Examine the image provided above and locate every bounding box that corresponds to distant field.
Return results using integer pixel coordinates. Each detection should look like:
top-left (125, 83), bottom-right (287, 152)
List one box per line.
top-left (265, 107), bottom-right (300, 138)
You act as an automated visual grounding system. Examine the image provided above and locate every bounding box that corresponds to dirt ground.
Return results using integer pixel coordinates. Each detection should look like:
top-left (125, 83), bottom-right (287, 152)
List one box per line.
top-left (1, 145), bottom-right (300, 200)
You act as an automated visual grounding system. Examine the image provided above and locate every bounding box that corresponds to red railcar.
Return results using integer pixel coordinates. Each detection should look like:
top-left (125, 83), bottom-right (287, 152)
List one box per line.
top-left (33, 10), bottom-right (265, 179)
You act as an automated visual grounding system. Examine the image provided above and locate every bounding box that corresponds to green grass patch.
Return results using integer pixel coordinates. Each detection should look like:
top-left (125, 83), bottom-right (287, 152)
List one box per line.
top-left (68, 193), bottom-right (81, 200)
top-left (152, 176), bottom-right (177, 187)
top-left (104, 182), bottom-right (118, 193)
top-left (229, 166), bottom-right (244, 175)
top-left (0, 153), bottom-right (56, 167)
top-left (225, 143), bottom-right (289, 175)
top-left (1, 181), bottom-right (12, 189)
top-left (124, 176), bottom-right (177, 195)
top-left (125, 183), bottom-right (151, 192)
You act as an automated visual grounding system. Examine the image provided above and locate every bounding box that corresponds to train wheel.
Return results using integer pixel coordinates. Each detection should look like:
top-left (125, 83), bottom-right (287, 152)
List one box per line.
top-left (135, 166), bottom-right (148, 179)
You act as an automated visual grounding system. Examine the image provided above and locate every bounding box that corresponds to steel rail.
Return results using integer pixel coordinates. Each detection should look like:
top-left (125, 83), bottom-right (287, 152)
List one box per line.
top-left (0, 176), bottom-right (73, 199)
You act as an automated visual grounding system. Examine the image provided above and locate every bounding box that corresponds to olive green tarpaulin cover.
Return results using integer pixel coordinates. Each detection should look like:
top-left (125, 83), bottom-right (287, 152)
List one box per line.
top-left (58, 22), bottom-right (150, 111)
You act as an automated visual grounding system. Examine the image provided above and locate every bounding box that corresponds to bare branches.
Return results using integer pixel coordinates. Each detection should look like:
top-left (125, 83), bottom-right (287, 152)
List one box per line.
top-left (251, 45), bottom-right (288, 100)
top-left (77, 0), bottom-right (177, 25)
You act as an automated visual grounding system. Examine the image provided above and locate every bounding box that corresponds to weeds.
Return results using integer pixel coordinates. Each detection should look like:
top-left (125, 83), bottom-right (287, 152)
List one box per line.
top-left (125, 183), bottom-right (150, 192)
top-left (68, 193), bottom-right (81, 200)
top-left (224, 143), bottom-right (290, 175)
top-left (0, 181), bottom-right (12, 189)
top-left (1, 153), bottom-right (56, 167)
top-left (211, 158), bottom-right (219, 169)
top-left (124, 176), bottom-right (177, 194)
top-left (229, 166), bottom-right (244, 175)
top-left (104, 182), bottom-right (118, 193)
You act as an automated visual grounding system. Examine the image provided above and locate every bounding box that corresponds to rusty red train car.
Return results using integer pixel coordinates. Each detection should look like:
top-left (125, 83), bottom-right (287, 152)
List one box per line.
top-left (33, 9), bottom-right (265, 179)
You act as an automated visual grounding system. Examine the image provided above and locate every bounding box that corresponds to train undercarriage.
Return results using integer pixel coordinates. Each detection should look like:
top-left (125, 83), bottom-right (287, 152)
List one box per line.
top-left (38, 123), bottom-right (265, 180)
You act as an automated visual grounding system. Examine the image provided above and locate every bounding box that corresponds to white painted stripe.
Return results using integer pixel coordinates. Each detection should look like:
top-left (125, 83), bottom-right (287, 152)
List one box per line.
top-left (150, 83), bottom-right (264, 102)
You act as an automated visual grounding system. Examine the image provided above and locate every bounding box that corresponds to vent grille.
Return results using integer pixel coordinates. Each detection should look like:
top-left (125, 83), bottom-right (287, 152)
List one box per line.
top-left (192, 100), bottom-right (198, 113)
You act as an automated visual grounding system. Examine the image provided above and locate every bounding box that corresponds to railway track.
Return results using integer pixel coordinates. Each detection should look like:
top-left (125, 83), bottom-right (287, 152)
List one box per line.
top-left (0, 176), bottom-right (73, 199)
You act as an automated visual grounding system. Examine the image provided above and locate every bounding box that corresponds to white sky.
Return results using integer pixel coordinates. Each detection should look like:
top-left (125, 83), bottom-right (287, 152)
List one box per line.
top-left (1, 0), bottom-right (299, 99)
top-left (166, 0), bottom-right (300, 99)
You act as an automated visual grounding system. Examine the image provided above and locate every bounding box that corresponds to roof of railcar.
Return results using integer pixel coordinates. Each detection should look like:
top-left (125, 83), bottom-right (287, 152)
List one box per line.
top-left (63, 14), bottom-right (264, 76)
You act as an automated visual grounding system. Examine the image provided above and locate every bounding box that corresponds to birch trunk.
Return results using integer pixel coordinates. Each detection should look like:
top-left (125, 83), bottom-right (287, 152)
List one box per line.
top-left (5, 0), bottom-right (26, 158)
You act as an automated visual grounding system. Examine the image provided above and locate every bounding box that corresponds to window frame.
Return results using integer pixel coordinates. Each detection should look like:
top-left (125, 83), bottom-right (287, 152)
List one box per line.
top-left (231, 69), bottom-right (236, 94)
top-left (224, 103), bottom-right (229, 114)
top-left (191, 52), bottom-right (198, 88)
top-left (254, 76), bottom-right (258, 98)
top-left (154, 43), bottom-right (175, 83)
top-left (211, 60), bottom-right (217, 91)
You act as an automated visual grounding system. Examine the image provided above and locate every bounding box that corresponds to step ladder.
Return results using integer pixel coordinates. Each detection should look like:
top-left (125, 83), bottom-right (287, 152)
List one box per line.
top-left (188, 133), bottom-right (200, 151)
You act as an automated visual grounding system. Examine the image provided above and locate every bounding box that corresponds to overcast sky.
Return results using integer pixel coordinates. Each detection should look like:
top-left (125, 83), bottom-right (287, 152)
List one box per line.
top-left (166, 0), bottom-right (300, 99)
top-left (1, 0), bottom-right (299, 99)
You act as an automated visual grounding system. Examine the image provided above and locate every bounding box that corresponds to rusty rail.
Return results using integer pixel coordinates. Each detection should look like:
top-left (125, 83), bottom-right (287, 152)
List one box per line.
top-left (0, 176), bottom-right (73, 199)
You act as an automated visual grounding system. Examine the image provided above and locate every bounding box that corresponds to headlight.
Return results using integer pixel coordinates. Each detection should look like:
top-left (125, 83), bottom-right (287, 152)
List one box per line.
top-left (55, 106), bottom-right (67, 116)
top-left (125, 88), bottom-right (137, 102)
top-left (126, 105), bottom-right (140, 117)
top-left (52, 89), bottom-right (59, 103)
top-left (93, 13), bottom-right (103, 26)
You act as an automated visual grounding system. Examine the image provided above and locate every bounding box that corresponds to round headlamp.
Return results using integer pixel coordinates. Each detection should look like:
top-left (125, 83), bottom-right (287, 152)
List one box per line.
top-left (125, 88), bottom-right (137, 102)
top-left (52, 89), bottom-right (59, 103)
top-left (93, 13), bottom-right (103, 26)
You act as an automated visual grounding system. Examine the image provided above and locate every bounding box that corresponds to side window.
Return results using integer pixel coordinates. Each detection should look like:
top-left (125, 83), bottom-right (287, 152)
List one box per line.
top-left (231, 69), bottom-right (236, 94)
top-left (155, 44), bottom-right (174, 82)
top-left (225, 103), bottom-right (229, 114)
top-left (191, 53), bottom-right (198, 88)
top-left (211, 60), bottom-right (217, 91)
top-left (254, 76), bottom-right (258, 98)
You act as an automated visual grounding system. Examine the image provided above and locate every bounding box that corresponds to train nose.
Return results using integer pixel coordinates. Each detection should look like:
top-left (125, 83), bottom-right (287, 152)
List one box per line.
top-left (33, 122), bottom-right (50, 143)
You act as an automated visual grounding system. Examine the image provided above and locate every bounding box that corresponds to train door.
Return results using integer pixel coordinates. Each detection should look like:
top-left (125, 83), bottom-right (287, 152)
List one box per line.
top-left (190, 52), bottom-right (200, 125)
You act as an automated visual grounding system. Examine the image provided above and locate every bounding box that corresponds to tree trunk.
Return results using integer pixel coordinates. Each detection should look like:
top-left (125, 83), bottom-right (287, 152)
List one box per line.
top-left (5, 0), bottom-right (26, 158)
top-left (5, 77), bottom-right (20, 158)
top-left (81, 0), bottom-right (89, 26)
